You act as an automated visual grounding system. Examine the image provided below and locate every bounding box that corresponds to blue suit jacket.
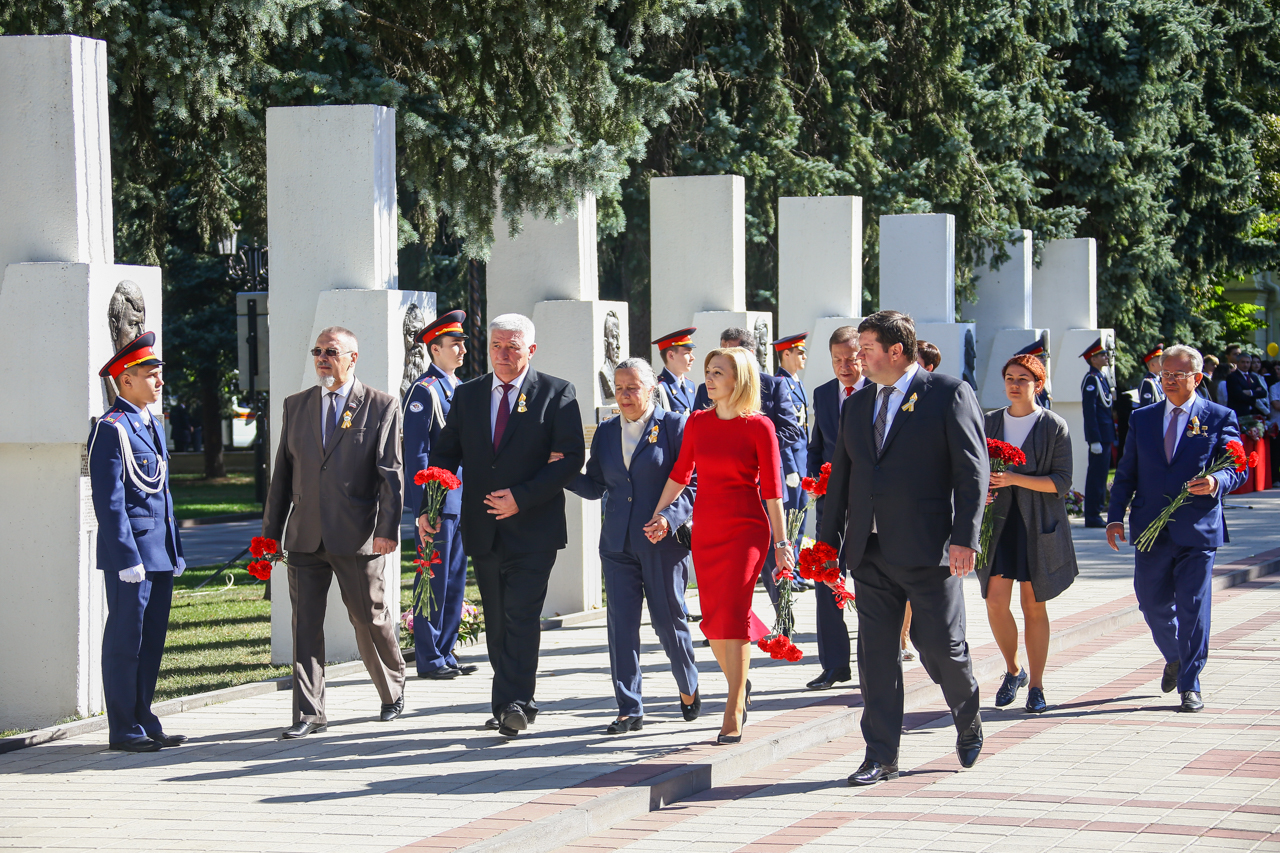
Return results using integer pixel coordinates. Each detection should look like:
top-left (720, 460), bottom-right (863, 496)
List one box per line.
top-left (403, 363), bottom-right (463, 517)
top-left (1080, 367), bottom-right (1116, 445)
top-left (569, 409), bottom-right (694, 555)
top-left (694, 372), bottom-right (805, 460)
top-left (1107, 396), bottom-right (1245, 548)
top-left (88, 398), bottom-right (184, 574)
top-left (656, 367), bottom-right (696, 415)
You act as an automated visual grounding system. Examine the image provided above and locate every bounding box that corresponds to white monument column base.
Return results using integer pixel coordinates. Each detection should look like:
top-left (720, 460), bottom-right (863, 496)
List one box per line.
top-left (691, 311), bottom-right (773, 373)
top-left (0, 262), bottom-right (162, 730)
top-left (530, 298), bottom-right (626, 617)
top-left (1054, 328), bottom-right (1115, 496)
top-left (980, 328), bottom-right (1049, 409)
top-left (269, 289), bottom-right (433, 666)
top-left (915, 322), bottom-right (977, 388)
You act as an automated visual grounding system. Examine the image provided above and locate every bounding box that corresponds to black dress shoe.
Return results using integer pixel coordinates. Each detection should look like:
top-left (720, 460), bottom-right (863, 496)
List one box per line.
top-left (806, 670), bottom-right (852, 691)
top-left (606, 716), bottom-right (644, 734)
top-left (419, 666), bottom-right (460, 680)
top-left (379, 694), bottom-right (404, 722)
top-left (848, 759), bottom-right (898, 786)
top-left (282, 721), bottom-right (326, 739)
top-left (1179, 690), bottom-right (1204, 713)
top-left (994, 668), bottom-right (1028, 707)
top-left (499, 702), bottom-right (528, 735)
top-left (1025, 687), bottom-right (1048, 714)
top-left (109, 739), bottom-right (162, 753)
top-left (455, 664), bottom-right (479, 675)
top-left (484, 717), bottom-right (501, 730)
top-left (957, 719), bottom-right (983, 768)
top-left (150, 733), bottom-right (188, 747)
top-left (680, 690), bottom-right (702, 722)
top-left (1162, 659), bottom-right (1180, 693)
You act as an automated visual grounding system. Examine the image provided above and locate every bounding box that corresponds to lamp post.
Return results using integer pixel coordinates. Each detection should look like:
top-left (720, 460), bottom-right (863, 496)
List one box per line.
top-left (225, 235), bottom-right (270, 504)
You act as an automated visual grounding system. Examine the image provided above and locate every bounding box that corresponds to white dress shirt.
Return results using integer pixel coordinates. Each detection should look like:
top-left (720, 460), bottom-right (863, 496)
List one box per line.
top-left (321, 379), bottom-right (354, 445)
top-left (490, 367), bottom-right (530, 433)
top-left (871, 362), bottom-right (921, 435)
top-left (1165, 398), bottom-right (1220, 495)
top-left (620, 406), bottom-right (653, 470)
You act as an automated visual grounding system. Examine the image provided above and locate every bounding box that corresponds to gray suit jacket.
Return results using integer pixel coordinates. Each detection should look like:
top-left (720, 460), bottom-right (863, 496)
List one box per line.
top-left (263, 378), bottom-right (404, 555)
top-left (978, 407), bottom-right (1078, 602)
top-left (818, 368), bottom-right (988, 569)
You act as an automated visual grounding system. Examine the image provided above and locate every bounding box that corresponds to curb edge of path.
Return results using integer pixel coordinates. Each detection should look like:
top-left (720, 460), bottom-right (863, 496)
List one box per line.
top-left (448, 552), bottom-right (1280, 853)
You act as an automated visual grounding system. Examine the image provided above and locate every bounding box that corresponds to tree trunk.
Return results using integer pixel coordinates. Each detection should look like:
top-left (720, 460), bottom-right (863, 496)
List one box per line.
top-left (201, 372), bottom-right (226, 479)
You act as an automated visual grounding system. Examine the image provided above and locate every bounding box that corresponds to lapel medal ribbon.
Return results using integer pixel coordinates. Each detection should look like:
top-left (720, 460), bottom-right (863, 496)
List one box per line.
top-left (1136, 439), bottom-right (1255, 551)
top-left (901, 392), bottom-right (917, 412)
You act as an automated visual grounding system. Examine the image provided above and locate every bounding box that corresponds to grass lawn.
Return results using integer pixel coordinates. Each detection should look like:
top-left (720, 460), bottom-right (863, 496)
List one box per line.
top-left (170, 473), bottom-right (261, 519)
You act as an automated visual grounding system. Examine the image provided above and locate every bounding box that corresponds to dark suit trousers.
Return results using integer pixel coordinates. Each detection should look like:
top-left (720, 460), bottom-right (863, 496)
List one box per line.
top-left (102, 570), bottom-right (172, 743)
top-left (853, 534), bottom-right (980, 764)
top-left (288, 547), bottom-right (406, 724)
top-left (812, 501), bottom-right (850, 675)
top-left (472, 536), bottom-right (557, 717)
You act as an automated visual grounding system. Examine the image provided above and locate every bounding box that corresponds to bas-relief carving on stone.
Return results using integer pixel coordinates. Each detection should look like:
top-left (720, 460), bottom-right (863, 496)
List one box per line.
top-left (400, 303), bottom-right (428, 400)
top-left (962, 328), bottom-right (978, 390)
top-left (598, 310), bottom-right (621, 403)
top-left (753, 319), bottom-right (769, 372)
top-left (104, 280), bottom-right (146, 407)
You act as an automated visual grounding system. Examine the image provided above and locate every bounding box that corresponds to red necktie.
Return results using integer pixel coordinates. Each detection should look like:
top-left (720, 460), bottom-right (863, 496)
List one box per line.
top-left (844, 386), bottom-right (854, 398)
top-left (493, 383), bottom-right (514, 450)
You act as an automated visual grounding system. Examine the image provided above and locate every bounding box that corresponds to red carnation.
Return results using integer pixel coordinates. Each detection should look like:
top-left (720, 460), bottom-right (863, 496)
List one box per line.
top-left (802, 462), bottom-right (831, 497)
top-left (783, 645), bottom-right (804, 662)
top-left (1247, 451), bottom-right (1259, 470)
top-left (249, 536), bottom-right (279, 559)
top-left (986, 438), bottom-right (1027, 468)
top-left (246, 560), bottom-right (272, 581)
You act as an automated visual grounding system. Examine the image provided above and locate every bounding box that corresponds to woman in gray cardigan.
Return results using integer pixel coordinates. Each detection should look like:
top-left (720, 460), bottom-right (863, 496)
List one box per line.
top-left (981, 354), bottom-right (1079, 713)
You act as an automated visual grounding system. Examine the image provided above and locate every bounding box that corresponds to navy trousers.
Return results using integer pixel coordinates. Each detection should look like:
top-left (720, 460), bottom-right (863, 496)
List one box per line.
top-left (1134, 534), bottom-right (1215, 693)
top-left (1084, 443), bottom-right (1112, 523)
top-left (102, 569), bottom-right (173, 744)
top-left (413, 513), bottom-right (467, 674)
top-left (601, 533), bottom-right (699, 716)
top-left (812, 501), bottom-right (851, 675)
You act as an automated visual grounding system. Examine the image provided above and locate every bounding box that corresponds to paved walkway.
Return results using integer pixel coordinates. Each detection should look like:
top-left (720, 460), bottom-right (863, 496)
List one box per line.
top-left (2, 493), bottom-right (1277, 852)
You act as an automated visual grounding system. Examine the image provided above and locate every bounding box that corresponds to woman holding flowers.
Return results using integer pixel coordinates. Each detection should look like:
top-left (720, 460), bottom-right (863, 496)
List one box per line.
top-left (647, 347), bottom-right (793, 745)
top-left (980, 354), bottom-right (1078, 713)
top-left (1106, 345), bottom-right (1249, 714)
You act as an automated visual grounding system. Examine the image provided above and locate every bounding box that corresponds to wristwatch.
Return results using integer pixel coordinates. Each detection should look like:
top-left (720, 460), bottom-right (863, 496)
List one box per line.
top-left (773, 541), bottom-right (790, 550)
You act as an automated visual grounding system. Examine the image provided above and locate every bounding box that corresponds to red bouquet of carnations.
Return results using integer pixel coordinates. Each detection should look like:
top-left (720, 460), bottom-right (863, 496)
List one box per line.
top-left (246, 537), bottom-right (283, 581)
top-left (801, 462), bottom-right (831, 498)
top-left (976, 439), bottom-right (1027, 571)
top-left (1136, 440), bottom-right (1256, 551)
top-left (797, 540), bottom-right (855, 609)
top-left (412, 466), bottom-right (463, 616)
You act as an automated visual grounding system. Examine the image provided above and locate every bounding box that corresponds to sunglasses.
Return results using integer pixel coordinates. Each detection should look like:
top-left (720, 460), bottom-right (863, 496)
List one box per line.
top-left (310, 347), bottom-right (353, 358)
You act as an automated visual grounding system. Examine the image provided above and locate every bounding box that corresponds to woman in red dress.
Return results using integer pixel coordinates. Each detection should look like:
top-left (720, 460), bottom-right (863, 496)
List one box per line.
top-left (646, 347), bottom-right (794, 744)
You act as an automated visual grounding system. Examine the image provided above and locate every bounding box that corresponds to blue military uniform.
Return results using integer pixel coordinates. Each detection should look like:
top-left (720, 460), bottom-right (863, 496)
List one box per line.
top-left (1080, 338), bottom-right (1116, 526)
top-left (569, 408), bottom-right (699, 720)
top-left (1138, 344), bottom-right (1165, 409)
top-left (88, 333), bottom-right (185, 750)
top-left (652, 328), bottom-right (697, 414)
top-left (772, 333), bottom-right (810, 518)
top-left (402, 311), bottom-right (468, 677)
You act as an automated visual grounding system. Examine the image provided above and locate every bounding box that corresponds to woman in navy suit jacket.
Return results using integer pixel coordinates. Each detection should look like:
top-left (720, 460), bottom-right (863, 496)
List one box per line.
top-left (570, 358), bottom-right (700, 733)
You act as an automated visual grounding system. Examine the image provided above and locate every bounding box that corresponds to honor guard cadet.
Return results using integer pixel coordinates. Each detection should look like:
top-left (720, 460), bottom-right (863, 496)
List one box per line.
top-left (1139, 343), bottom-right (1166, 408)
top-left (653, 327), bottom-right (697, 414)
top-left (773, 332), bottom-right (811, 585)
top-left (1014, 339), bottom-right (1052, 409)
top-left (403, 310), bottom-right (472, 680)
top-left (88, 332), bottom-right (187, 752)
top-left (1080, 337), bottom-right (1116, 527)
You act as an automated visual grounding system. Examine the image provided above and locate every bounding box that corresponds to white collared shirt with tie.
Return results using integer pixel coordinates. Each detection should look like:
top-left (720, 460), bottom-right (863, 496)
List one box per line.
top-left (841, 376), bottom-right (868, 406)
top-left (490, 367), bottom-right (530, 433)
top-left (869, 363), bottom-right (920, 532)
top-left (1164, 398), bottom-right (1222, 495)
top-left (321, 379), bottom-right (354, 445)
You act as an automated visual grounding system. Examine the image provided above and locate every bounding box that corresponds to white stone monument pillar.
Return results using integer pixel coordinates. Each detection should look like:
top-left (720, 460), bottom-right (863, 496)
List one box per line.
top-left (878, 213), bottom-right (976, 386)
top-left (1032, 238), bottom-right (1112, 493)
top-left (649, 175), bottom-right (745, 363)
top-left (959, 232), bottom-right (1049, 408)
top-left (0, 35), bottom-right (165, 730)
top-left (777, 196), bottom-right (864, 401)
top-left (265, 104), bottom-right (414, 664)
top-left (487, 201), bottom-right (613, 617)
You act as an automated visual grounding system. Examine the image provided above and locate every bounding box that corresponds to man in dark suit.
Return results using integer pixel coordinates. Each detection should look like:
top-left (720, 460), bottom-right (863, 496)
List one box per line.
top-left (423, 313), bottom-right (586, 737)
top-left (819, 311), bottom-right (988, 786)
top-left (89, 333), bottom-right (187, 752)
top-left (805, 325), bottom-right (866, 691)
top-left (263, 326), bottom-right (407, 739)
top-left (402, 310), bottom-right (472, 680)
top-left (653, 327), bottom-right (697, 414)
top-left (1080, 338), bottom-right (1116, 527)
top-left (1107, 345), bottom-right (1246, 713)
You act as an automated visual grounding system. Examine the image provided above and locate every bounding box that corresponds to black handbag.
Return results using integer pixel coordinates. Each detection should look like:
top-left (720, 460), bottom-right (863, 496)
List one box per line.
top-left (673, 519), bottom-right (693, 548)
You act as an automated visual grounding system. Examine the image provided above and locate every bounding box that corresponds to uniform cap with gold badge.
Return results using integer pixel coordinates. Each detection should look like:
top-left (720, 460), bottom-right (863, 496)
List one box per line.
top-left (1142, 343), bottom-right (1164, 365)
top-left (415, 310), bottom-right (467, 346)
top-left (1079, 337), bottom-right (1105, 360)
top-left (652, 327), bottom-right (696, 349)
top-left (772, 333), bottom-right (808, 352)
top-left (99, 331), bottom-right (163, 379)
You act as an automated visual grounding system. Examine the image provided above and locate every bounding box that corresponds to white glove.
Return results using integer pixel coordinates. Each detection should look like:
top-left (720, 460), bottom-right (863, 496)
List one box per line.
top-left (1089, 442), bottom-right (1103, 455)
top-left (119, 566), bottom-right (146, 583)
top-left (785, 472), bottom-right (801, 488)
top-left (173, 558), bottom-right (186, 579)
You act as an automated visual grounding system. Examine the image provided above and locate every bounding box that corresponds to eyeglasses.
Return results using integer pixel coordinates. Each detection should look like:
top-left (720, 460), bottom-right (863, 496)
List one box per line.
top-left (310, 347), bottom-right (352, 358)
top-left (1159, 371), bottom-right (1194, 381)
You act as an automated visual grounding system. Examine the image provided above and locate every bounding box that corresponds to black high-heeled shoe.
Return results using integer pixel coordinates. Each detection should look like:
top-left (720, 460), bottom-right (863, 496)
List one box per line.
top-left (680, 690), bottom-right (701, 722)
top-left (717, 706), bottom-right (746, 745)
top-left (606, 716), bottom-right (644, 735)
top-left (745, 679), bottom-right (753, 707)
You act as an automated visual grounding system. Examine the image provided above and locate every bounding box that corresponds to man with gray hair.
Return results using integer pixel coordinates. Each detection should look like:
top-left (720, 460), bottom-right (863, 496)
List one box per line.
top-left (264, 325), bottom-right (407, 739)
top-left (422, 313), bottom-right (586, 736)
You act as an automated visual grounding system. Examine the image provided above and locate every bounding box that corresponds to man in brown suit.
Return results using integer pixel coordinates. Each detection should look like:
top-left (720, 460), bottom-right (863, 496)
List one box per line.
top-left (263, 325), bottom-right (407, 739)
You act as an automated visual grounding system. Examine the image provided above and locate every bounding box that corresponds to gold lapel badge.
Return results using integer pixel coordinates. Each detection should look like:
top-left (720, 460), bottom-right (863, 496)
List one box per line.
top-left (341, 409), bottom-right (353, 429)
top-left (648, 424), bottom-right (660, 444)
top-left (517, 393), bottom-right (527, 414)
top-left (1186, 415), bottom-right (1203, 437)
top-left (901, 392), bottom-right (917, 413)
